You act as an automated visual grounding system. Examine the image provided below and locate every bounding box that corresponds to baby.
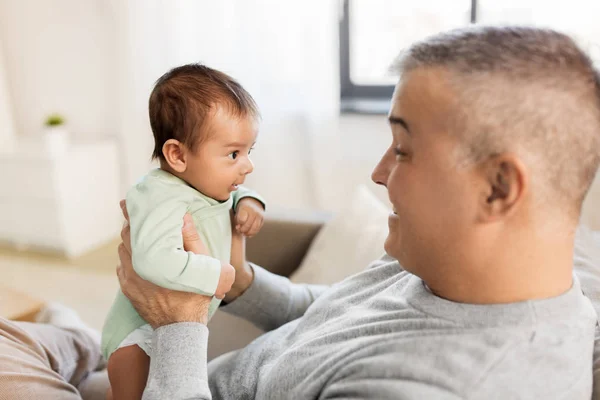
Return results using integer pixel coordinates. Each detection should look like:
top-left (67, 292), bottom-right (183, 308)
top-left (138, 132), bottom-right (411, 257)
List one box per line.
top-left (101, 64), bottom-right (265, 399)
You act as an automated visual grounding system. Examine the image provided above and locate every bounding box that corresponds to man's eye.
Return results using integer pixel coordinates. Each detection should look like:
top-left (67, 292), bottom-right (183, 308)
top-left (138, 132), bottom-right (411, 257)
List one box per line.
top-left (394, 147), bottom-right (408, 160)
top-left (229, 151), bottom-right (239, 160)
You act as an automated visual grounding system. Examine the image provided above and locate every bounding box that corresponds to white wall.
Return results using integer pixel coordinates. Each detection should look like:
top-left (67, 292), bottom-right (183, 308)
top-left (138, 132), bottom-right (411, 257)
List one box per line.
top-left (308, 114), bottom-right (391, 211)
top-left (0, 0), bottom-right (117, 139)
top-left (0, 32), bottom-right (15, 149)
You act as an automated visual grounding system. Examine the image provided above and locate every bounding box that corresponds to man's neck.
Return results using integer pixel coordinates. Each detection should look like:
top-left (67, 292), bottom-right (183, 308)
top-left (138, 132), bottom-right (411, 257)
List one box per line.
top-left (424, 232), bottom-right (576, 305)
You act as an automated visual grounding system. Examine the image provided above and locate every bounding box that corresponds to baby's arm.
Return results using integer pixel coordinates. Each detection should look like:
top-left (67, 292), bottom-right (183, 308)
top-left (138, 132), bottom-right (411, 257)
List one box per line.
top-left (126, 185), bottom-right (232, 297)
top-left (232, 186), bottom-right (266, 237)
top-left (232, 185), bottom-right (266, 210)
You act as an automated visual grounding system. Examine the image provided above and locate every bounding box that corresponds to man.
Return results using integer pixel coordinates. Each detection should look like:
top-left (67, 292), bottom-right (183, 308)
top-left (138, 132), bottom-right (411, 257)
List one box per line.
top-left (117, 26), bottom-right (600, 399)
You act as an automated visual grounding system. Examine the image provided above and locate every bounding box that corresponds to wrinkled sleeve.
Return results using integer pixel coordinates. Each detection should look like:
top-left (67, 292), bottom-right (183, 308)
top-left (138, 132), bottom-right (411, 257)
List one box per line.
top-left (143, 323), bottom-right (211, 399)
top-left (221, 264), bottom-right (328, 331)
top-left (127, 184), bottom-right (222, 295)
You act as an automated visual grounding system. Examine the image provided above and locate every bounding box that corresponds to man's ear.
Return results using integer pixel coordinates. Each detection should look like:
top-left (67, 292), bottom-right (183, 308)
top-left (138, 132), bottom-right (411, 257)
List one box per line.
top-left (478, 153), bottom-right (528, 221)
top-left (162, 139), bottom-right (187, 173)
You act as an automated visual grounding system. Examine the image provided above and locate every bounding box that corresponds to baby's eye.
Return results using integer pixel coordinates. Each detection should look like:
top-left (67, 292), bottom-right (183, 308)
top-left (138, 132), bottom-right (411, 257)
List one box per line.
top-left (248, 147), bottom-right (255, 155)
top-left (229, 151), bottom-right (239, 160)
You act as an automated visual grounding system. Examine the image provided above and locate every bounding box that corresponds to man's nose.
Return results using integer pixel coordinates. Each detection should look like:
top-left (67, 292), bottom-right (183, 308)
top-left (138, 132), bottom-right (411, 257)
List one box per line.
top-left (371, 152), bottom-right (391, 187)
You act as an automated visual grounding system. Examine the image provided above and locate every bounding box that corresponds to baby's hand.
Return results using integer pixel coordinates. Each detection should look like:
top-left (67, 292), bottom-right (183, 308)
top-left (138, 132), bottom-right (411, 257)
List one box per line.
top-left (234, 197), bottom-right (265, 237)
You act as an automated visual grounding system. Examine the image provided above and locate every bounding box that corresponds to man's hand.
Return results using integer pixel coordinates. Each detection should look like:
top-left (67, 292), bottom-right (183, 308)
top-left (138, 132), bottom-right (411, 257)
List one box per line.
top-left (181, 212), bottom-right (209, 255)
top-left (116, 200), bottom-right (215, 328)
top-left (235, 197), bottom-right (265, 237)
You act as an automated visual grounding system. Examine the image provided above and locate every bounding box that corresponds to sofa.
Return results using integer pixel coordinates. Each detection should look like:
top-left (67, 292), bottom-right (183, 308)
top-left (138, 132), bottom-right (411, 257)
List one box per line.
top-left (207, 208), bottom-right (331, 360)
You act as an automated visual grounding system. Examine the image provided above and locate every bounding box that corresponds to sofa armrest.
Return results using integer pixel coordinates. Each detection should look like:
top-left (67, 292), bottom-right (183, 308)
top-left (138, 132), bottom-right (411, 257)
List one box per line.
top-left (247, 208), bottom-right (331, 278)
top-left (0, 286), bottom-right (45, 322)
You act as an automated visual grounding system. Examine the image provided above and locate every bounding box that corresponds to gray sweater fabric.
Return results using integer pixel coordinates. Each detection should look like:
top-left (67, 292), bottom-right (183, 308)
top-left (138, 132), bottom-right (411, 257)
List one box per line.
top-left (143, 255), bottom-right (597, 399)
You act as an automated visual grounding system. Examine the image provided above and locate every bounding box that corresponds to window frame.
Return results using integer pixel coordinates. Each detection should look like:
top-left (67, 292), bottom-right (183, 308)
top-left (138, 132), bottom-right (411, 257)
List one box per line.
top-left (339, 0), bottom-right (478, 113)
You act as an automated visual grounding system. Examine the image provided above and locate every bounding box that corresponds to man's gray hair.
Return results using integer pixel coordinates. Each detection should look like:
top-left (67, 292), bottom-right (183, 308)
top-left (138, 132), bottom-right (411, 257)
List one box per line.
top-left (394, 26), bottom-right (600, 214)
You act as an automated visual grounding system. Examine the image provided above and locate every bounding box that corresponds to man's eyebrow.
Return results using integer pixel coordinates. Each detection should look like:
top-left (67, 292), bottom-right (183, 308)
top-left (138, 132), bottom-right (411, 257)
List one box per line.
top-left (388, 115), bottom-right (411, 134)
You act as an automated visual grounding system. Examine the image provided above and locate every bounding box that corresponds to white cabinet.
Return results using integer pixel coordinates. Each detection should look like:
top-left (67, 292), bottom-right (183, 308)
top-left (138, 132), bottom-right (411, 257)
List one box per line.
top-left (0, 139), bottom-right (121, 257)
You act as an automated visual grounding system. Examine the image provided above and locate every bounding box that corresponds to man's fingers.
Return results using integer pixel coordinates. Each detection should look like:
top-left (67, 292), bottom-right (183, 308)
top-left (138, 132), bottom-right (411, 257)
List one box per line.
top-left (182, 213), bottom-right (197, 238)
top-left (116, 261), bottom-right (124, 282)
top-left (120, 220), bottom-right (129, 240)
top-left (120, 199), bottom-right (129, 221)
top-left (119, 200), bottom-right (133, 254)
top-left (120, 220), bottom-right (132, 254)
top-left (118, 242), bottom-right (132, 268)
top-left (182, 213), bottom-right (209, 255)
top-left (117, 243), bottom-right (132, 292)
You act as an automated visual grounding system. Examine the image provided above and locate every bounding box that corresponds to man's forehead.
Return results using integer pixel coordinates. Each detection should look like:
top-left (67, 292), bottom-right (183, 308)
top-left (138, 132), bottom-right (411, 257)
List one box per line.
top-left (393, 67), bottom-right (448, 98)
top-left (389, 67), bottom-right (458, 133)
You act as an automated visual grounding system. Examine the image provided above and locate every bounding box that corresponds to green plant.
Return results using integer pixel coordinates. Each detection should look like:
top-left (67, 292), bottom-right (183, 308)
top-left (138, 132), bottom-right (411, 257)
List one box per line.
top-left (45, 114), bottom-right (65, 127)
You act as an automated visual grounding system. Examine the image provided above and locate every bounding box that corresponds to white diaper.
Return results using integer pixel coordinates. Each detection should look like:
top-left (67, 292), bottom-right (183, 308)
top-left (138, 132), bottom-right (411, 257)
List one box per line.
top-left (116, 323), bottom-right (154, 357)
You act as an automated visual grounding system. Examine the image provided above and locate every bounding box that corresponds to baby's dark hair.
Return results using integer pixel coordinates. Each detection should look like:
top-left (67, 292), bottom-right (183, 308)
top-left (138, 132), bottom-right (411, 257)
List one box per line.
top-left (149, 63), bottom-right (259, 161)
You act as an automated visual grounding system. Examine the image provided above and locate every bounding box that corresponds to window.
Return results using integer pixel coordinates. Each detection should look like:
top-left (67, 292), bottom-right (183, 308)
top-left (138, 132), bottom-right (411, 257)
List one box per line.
top-left (339, 0), bottom-right (474, 113)
top-left (340, 0), bottom-right (600, 114)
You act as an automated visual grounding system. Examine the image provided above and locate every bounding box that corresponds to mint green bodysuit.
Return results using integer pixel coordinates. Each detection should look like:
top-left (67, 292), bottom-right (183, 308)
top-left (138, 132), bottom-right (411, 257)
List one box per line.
top-left (101, 168), bottom-right (264, 359)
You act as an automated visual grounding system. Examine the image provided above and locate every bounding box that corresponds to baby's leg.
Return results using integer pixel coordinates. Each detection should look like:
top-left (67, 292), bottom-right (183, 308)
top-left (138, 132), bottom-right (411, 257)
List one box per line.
top-left (107, 345), bottom-right (150, 400)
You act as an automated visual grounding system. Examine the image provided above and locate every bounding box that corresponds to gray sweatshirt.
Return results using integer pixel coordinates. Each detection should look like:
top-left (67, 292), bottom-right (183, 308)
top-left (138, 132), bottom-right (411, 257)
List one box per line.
top-left (143, 255), bottom-right (597, 399)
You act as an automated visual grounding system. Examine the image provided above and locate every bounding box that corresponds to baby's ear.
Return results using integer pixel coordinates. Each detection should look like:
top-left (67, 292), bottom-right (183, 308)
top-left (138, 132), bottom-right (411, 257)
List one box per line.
top-left (162, 139), bottom-right (187, 173)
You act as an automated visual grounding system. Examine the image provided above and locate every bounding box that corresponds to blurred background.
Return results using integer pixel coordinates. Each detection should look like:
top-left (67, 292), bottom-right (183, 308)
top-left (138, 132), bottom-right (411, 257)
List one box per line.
top-left (0, 0), bottom-right (599, 329)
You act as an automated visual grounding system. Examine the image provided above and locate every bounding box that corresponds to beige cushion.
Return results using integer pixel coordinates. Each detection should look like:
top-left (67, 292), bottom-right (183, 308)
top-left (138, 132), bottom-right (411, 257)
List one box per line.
top-left (574, 225), bottom-right (600, 317)
top-left (290, 185), bottom-right (389, 285)
top-left (581, 172), bottom-right (600, 230)
top-left (0, 286), bottom-right (44, 322)
top-left (574, 225), bottom-right (600, 399)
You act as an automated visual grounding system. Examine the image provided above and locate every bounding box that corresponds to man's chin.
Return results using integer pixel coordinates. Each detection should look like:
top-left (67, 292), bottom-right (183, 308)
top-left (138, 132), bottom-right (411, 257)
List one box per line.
top-left (383, 237), bottom-right (401, 261)
top-left (385, 236), bottom-right (413, 267)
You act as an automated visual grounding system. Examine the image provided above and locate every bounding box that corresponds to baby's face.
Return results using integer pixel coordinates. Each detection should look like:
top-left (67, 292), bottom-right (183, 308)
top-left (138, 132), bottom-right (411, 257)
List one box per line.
top-left (184, 107), bottom-right (258, 201)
